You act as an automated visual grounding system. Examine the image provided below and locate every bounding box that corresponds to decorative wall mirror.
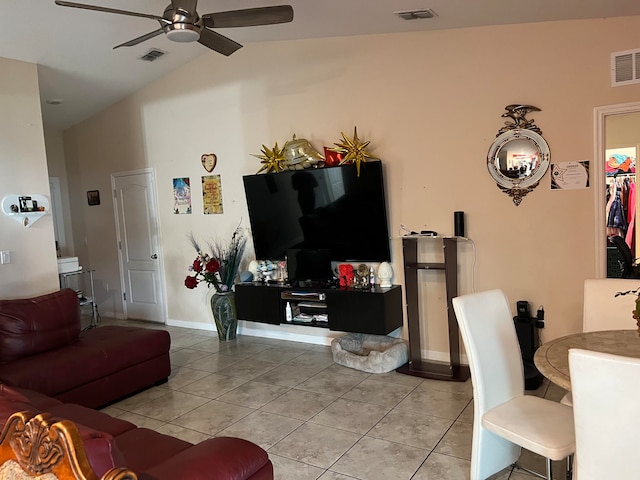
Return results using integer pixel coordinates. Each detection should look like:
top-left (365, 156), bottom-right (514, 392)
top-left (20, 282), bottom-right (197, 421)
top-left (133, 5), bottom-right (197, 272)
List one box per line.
top-left (487, 105), bottom-right (550, 205)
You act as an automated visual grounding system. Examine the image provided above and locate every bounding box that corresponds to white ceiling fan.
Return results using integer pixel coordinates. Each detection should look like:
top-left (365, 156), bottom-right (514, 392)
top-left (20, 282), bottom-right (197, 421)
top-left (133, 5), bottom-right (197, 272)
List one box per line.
top-left (54, 0), bottom-right (294, 56)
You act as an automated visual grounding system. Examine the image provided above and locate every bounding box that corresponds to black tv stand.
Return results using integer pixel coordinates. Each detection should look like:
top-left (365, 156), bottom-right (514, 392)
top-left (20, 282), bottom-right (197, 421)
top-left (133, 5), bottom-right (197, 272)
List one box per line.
top-left (235, 283), bottom-right (403, 335)
top-left (288, 279), bottom-right (337, 289)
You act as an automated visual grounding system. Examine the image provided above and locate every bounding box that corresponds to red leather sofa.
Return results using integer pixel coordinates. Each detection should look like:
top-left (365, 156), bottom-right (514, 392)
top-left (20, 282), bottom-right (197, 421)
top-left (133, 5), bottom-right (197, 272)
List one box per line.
top-left (0, 288), bottom-right (170, 408)
top-left (0, 289), bottom-right (274, 479)
top-left (0, 384), bottom-right (273, 479)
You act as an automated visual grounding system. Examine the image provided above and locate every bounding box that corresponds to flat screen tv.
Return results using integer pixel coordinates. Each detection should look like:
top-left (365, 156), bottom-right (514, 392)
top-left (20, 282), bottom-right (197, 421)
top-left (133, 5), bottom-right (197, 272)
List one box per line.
top-left (243, 161), bottom-right (391, 262)
top-left (286, 248), bottom-right (333, 283)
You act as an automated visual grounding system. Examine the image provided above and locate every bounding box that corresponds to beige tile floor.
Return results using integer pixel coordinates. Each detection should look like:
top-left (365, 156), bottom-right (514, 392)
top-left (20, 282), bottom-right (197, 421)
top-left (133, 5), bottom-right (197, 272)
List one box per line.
top-left (98, 318), bottom-right (571, 480)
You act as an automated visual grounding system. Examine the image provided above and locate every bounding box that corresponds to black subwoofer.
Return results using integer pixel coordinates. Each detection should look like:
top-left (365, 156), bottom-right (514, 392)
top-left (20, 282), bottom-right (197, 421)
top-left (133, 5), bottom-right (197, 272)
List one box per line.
top-left (514, 301), bottom-right (543, 390)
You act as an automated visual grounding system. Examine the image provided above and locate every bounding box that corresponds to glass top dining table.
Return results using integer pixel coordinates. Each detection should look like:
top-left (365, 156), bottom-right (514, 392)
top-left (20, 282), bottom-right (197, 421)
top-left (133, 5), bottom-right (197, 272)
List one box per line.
top-left (533, 329), bottom-right (640, 391)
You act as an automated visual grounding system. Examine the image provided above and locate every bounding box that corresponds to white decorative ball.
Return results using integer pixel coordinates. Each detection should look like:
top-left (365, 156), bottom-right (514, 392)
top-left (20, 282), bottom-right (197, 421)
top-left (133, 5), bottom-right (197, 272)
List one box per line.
top-left (377, 262), bottom-right (393, 288)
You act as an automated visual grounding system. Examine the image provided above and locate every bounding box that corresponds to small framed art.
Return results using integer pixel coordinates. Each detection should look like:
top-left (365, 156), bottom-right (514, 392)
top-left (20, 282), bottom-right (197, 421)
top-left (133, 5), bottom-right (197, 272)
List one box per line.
top-left (87, 190), bottom-right (100, 206)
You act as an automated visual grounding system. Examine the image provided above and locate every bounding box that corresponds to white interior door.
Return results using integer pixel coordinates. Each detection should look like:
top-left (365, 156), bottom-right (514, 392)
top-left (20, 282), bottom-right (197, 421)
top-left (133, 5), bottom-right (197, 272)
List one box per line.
top-left (112, 170), bottom-right (165, 322)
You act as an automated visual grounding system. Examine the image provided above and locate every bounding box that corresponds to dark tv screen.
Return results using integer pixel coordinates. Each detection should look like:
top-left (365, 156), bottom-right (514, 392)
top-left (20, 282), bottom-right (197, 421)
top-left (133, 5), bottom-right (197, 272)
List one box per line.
top-left (286, 248), bottom-right (333, 283)
top-left (243, 161), bottom-right (391, 262)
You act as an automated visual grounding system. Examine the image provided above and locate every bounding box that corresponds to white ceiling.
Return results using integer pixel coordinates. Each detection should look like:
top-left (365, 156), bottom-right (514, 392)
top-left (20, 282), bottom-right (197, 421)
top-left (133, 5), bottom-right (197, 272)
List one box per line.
top-left (2, 0), bottom-right (640, 131)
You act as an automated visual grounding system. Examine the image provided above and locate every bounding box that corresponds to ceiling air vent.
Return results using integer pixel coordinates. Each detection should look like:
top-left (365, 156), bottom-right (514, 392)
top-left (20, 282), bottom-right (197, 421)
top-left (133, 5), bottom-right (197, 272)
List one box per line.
top-left (139, 49), bottom-right (166, 62)
top-left (611, 49), bottom-right (640, 87)
top-left (395, 9), bottom-right (436, 20)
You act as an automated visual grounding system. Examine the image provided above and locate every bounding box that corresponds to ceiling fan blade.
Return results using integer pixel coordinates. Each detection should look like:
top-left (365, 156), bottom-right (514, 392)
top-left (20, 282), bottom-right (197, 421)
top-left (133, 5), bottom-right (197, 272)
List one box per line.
top-left (171, 0), bottom-right (198, 16)
top-left (202, 5), bottom-right (294, 29)
top-left (54, 1), bottom-right (164, 22)
top-left (113, 28), bottom-right (164, 49)
top-left (198, 28), bottom-right (242, 56)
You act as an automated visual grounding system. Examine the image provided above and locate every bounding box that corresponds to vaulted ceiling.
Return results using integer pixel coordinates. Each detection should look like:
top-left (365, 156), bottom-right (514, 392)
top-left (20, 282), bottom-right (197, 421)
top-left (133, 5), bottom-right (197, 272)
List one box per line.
top-left (2, 0), bottom-right (639, 130)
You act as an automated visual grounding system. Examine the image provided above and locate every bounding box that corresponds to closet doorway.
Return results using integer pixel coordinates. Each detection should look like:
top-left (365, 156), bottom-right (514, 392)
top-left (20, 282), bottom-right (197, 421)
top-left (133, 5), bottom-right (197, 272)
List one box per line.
top-left (595, 103), bottom-right (640, 278)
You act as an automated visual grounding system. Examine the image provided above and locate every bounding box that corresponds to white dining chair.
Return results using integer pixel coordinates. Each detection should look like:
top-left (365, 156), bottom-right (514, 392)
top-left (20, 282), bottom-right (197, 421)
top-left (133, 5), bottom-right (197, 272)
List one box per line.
top-left (561, 278), bottom-right (640, 406)
top-left (569, 348), bottom-right (640, 479)
top-left (453, 289), bottom-right (575, 480)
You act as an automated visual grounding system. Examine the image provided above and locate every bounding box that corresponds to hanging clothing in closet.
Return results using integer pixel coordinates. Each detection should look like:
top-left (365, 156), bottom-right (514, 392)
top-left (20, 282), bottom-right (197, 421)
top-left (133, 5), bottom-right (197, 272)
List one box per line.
top-left (606, 178), bottom-right (627, 238)
top-left (606, 175), bottom-right (636, 255)
top-left (626, 178), bottom-right (636, 253)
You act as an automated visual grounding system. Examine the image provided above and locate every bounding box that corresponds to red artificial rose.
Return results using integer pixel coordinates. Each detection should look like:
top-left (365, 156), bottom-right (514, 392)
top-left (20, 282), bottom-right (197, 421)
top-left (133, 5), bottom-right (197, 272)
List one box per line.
top-left (184, 276), bottom-right (198, 289)
top-left (192, 259), bottom-right (203, 272)
top-left (205, 259), bottom-right (220, 273)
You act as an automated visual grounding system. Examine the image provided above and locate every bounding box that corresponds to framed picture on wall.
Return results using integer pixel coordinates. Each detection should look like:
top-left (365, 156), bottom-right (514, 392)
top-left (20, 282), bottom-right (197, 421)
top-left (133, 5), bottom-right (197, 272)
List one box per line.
top-left (87, 190), bottom-right (100, 206)
top-left (18, 196), bottom-right (34, 212)
top-left (173, 177), bottom-right (192, 214)
top-left (202, 174), bottom-right (223, 214)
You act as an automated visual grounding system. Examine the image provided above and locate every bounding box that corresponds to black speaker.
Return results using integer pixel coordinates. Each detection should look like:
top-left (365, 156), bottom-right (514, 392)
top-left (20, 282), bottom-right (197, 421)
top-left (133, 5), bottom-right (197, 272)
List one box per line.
top-left (514, 316), bottom-right (536, 360)
top-left (454, 211), bottom-right (465, 237)
top-left (523, 360), bottom-right (543, 390)
top-left (513, 300), bottom-right (543, 390)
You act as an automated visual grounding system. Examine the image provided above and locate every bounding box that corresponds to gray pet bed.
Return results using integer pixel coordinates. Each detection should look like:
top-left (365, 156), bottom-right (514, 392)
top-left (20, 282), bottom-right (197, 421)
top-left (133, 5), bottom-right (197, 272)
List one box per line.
top-left (331, 333), bottom-right (408, 373)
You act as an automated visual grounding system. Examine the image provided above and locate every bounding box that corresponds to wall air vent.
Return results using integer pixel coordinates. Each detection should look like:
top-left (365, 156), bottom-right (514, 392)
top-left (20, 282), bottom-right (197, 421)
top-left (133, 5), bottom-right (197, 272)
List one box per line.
top-left (139, 49), bottom-right (166, 62)
top-left (611, 49), bottom-right (640, 87)
top-left (394, 9), bottom-right (436, 20)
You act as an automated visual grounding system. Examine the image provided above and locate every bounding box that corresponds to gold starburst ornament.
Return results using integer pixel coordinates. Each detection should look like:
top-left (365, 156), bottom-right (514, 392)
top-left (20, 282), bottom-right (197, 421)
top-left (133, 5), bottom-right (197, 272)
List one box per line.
top-left (252, 142), bottom-right (286, 174)
top-left (332, 126), bottom-right (377, 176)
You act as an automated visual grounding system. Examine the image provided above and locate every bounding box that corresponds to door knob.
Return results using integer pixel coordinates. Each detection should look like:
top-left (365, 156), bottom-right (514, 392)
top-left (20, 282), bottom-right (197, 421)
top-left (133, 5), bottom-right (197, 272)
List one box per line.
top-left (151, 254), bottom-right (158, 259)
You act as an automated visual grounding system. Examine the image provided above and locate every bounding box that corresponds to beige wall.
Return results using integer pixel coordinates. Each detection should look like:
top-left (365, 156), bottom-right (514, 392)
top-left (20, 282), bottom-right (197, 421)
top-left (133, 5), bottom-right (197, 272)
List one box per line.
top-left (0, 58), bottom-right (59, 297)
top-left (62, 17), bottom-right (640, 353)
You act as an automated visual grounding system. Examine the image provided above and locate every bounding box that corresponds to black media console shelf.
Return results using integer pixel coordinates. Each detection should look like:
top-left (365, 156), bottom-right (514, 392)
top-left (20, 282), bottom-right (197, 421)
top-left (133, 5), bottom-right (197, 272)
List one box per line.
top-left (396, 236), bottom-right (471, 382)
top-left (235, 283), bottom-right (403, 335)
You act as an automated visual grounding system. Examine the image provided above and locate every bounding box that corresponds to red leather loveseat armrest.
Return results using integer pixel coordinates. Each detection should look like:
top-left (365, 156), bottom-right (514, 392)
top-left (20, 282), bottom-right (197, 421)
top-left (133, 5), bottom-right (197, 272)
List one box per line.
top-left (140, 437), bottom-right (273, 480)
top-left (0, 289), bottom-right (80, 363)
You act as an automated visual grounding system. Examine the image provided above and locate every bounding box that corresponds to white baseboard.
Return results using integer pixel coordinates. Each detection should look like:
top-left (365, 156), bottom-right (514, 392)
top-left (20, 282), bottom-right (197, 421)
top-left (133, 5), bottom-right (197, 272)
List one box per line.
top-left (164, 318), bottom-right (468, 365)
top-left (165, 319), bottom-right (404, 347)
top-left (166, 318), bottom-right (216, 331)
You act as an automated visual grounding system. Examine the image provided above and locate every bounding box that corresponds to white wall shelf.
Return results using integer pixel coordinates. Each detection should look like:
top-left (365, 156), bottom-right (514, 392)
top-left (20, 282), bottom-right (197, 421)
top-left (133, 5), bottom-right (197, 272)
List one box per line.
top-left (1, 194), bottom-right (49, 228)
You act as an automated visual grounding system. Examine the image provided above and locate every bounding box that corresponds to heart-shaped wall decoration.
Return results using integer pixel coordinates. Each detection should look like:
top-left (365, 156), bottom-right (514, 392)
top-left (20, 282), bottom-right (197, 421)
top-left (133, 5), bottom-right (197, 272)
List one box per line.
top-left (201, 153), bottom-right (217, 172)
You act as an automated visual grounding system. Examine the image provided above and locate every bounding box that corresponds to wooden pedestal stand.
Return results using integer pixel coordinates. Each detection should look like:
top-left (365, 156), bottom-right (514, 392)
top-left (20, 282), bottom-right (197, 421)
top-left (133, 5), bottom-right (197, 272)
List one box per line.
top-left (396, 236), bottom-right (470, 382)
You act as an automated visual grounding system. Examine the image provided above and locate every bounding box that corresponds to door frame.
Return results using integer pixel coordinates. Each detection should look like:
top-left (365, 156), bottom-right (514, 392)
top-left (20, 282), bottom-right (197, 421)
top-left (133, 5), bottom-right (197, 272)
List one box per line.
top-left (594, 101), bottom-right (640, 278)
top-left (111, 168), bottom-right (168, 322)
top-left (48, 177), bottom-right (66, 255)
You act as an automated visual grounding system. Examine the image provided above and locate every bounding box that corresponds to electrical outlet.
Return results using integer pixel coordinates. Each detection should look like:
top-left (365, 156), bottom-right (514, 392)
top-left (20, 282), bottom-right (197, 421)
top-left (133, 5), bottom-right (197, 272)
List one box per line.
top-left (0, 251), bottom-right (10, 264)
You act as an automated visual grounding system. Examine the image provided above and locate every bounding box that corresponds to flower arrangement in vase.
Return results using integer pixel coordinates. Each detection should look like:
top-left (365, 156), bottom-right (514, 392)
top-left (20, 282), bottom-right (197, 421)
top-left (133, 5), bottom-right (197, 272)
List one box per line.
top-left (184, 223), bottom-right (247, 341)
top-left (185, 224), bottom-right (247, 293)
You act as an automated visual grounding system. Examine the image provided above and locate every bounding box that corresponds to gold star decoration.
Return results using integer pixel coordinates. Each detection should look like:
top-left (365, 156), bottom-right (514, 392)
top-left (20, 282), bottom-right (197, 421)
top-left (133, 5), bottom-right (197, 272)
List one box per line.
top-left (331, 126), bottom-right (377, 176)
top-left (252, 142), bottom-right (286, 174)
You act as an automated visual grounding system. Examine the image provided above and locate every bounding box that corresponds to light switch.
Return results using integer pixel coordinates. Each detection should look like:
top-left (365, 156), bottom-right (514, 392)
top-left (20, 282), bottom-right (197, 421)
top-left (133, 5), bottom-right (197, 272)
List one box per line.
top-left (0, 251), bottom-right (10, 264)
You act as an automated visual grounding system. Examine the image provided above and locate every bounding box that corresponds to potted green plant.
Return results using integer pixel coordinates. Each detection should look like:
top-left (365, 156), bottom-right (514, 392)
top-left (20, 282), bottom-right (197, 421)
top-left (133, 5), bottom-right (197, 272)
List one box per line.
top-left (614, 287), bottom-right (640, 336)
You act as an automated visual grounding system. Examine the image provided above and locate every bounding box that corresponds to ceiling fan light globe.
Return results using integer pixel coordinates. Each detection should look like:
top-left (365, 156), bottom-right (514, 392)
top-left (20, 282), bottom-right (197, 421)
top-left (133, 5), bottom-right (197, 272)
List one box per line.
top-left (167, 29), bottom-right (200, 42)
top-left (164, 23), bottom-right (201, 42)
